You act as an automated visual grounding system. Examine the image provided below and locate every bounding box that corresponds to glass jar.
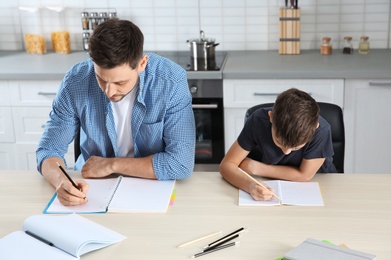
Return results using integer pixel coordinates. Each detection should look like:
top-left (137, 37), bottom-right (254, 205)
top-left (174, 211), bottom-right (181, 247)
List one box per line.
top-left (358, 36), bottom-right (370, 55)
top-left (83, 32), bottom-right (90, 51)
top-left (320, 37), bottom-right (332, 55)
top-left (90, 12), bottom-right (99, 30)
top-left (81, 12), bottom-right (89, 30)
top-left (20, 7), bottom-right (46, 54)
top-left (342, 36), bottom-right (353, 54)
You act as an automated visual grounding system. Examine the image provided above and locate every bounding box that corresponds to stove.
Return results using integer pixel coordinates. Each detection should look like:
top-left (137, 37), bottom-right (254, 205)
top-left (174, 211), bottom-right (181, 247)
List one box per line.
top-left (154, 51), bottom-right (227, 71)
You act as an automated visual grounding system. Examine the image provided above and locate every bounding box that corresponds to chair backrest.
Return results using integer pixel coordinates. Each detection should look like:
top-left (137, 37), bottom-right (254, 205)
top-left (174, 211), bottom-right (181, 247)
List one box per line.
top-left (244, 102), bottom-right (345, 173)
top-left (74, 129), bottom-right (81, 163)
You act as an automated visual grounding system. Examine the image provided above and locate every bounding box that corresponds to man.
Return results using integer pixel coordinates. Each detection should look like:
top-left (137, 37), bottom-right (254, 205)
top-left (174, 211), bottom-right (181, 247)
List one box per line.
top-left (36, 19), bottom-right (195, 206)
top-left (219, 88), bottom-right (335, 201)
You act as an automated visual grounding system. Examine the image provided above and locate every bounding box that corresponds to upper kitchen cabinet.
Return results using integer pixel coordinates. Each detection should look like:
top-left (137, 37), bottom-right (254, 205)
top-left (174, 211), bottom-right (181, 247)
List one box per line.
top-left (223, 79), bottom-right (344, 157)
top-left (344, 80), bottom-right (391, 174)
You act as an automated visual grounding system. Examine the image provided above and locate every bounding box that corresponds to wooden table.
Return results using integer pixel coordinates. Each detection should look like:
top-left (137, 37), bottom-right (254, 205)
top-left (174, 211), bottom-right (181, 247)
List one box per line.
top-left (0, 171), bottom-right (390, 259)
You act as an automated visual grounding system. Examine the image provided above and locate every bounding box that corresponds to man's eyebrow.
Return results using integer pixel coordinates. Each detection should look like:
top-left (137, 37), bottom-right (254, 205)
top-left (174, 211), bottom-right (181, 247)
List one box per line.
top-left (95, 74), bottom-right (129, 84)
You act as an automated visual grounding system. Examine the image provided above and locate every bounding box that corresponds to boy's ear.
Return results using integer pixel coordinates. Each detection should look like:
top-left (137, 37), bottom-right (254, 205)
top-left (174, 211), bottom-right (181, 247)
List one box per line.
top-left (268, 110), bottom-right (273, 123)
top-left (316, 122), bottom-right (320, 129)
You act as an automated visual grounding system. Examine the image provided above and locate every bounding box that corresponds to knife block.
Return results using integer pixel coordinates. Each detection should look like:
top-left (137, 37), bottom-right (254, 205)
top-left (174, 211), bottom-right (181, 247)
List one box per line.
top-left (279, 8), bottom-right (301, 55)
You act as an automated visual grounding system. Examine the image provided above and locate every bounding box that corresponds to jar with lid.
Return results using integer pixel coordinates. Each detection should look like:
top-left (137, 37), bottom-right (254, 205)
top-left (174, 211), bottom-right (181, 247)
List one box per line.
top-left (358, 36), bottom-right (370, 54)
top-left (90, 12), bottom-right (99, 30)
top-left (47, 7), bottom-right (71, 54)
top-left (99, 12), bottom-right (108, 24)
top-left (83, 32), bottom-right (90, 51)
top-left (108, 12), bottom-right (117, 19)
top-left (81, 12), bottom-right (89, 30)
top-left (320, 37), bottom-right (332, 55)
top-left (342, 36), bottom-right (353, 54)
top-left (19, 7), bottom-right (46, 54)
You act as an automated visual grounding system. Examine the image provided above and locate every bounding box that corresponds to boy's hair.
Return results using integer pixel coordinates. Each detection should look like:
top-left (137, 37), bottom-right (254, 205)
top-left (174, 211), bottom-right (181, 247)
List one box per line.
top-left (272, 88), bottom-right (319, 148)
top-left (89, 19), bottom-right (144, 70)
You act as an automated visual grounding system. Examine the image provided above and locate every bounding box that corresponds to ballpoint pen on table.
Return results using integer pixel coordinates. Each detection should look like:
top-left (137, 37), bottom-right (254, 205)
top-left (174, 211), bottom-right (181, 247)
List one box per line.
top-left (191, 242), bottom-right (240, 258)
top-left (56, 162), bottom-right (81, 191)
top-left (238, 168), bottom-right (282, 202)
top-left (177, 231), bottom-right (222, 248)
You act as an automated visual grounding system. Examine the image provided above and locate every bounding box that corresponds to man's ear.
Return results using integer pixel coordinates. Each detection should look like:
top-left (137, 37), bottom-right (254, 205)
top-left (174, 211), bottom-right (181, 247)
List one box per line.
top-left (316, 122), bottom-right (320, 129)
top-left (268, 110), bottom-right (273, 123)
top-left (137, 55), bottom-right (148, 72)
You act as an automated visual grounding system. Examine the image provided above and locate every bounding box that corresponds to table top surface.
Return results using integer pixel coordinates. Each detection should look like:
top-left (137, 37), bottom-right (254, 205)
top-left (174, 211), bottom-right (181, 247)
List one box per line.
top-left (0, 171), bottom-right (390, 259)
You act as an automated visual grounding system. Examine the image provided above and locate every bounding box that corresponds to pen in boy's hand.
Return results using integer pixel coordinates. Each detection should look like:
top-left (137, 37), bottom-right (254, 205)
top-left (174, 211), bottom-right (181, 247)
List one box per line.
top-left (238, 168), bottom-right (282, 201)
top-left (56, 162), bottom-right (81, 191)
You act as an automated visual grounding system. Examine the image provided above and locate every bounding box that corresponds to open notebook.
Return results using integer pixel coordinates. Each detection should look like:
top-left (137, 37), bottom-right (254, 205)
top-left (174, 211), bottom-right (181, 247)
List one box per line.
top-left (44, 176), bottom-right (176, 214)
top-left (239, 180), bottom-right (324, 206)
top-left (0, 214), bottom-right (126, 259)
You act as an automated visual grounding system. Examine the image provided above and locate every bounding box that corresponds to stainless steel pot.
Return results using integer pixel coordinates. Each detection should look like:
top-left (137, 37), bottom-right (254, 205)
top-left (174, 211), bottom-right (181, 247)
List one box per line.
top-left (187, 30), bottom-right (219, 71)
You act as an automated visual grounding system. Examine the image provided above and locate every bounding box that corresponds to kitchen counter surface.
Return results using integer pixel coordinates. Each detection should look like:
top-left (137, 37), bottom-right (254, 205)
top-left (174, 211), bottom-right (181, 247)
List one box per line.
top-left (223, 49), bottom-right (391, 79)
top-left (1, 49), bottom-right (391, 80)
top-left (0, 50), bottom-right (223, 80)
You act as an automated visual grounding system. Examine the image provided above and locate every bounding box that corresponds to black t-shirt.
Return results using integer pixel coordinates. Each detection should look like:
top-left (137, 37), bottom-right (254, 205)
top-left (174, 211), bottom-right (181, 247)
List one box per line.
top-left (237, 107), bottom-right (336, 173)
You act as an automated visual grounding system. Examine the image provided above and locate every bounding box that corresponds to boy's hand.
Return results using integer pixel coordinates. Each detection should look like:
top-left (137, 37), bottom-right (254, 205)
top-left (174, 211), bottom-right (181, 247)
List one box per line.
top-left (248, 181), bottom-right (275, 201)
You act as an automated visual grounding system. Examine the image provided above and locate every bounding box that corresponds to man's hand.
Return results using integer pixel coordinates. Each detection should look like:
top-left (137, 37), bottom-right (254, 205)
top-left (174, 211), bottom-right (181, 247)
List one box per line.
top-left (55, 179), bottom-right (89, 206)
top-left (81, 156), bottom-right (113, 178)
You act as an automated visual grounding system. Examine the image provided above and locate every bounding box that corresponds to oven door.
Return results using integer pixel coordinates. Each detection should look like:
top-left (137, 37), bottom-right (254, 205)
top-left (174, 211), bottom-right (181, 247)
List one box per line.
top-left (192, 98), bottom-right (225, 164)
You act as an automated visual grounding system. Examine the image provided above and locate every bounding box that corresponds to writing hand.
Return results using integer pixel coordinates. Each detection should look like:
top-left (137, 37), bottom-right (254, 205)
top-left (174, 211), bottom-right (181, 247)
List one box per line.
top-left (56, 179), bottom-right (89, 206)
top-left (249, 181), bottom-right (275, 201)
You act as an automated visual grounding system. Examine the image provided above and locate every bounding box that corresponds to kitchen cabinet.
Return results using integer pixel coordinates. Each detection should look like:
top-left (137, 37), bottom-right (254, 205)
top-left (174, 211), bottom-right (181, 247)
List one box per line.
top-left (223, 79), bottom-right (344, 158)
top-left (0, 80), bottom-right (74, 170)
top-left (344, 80), bottom-right (391, 173)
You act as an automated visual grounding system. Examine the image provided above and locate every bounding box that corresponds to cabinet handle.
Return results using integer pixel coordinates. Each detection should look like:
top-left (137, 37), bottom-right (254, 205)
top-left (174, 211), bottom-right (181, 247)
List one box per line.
top-left (38, 92), bottom-right (57, 96)
top-left (369, 82), bottom-right (391, 87)
top-left (254, 92), bottom-right (312, 96)
top-left (192, 104), bottom-right (218, 109)
top-left (253, 92), bottom-right (280, 96)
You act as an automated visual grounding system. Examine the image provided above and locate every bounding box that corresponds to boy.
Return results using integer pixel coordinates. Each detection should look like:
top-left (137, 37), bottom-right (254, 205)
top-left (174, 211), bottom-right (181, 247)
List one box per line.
top-left (219, 88), bottom-right (336, 201)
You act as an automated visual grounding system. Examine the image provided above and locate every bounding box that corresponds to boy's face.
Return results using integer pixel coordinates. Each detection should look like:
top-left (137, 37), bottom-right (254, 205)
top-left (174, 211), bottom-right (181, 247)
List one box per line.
top-left (268, 110), bottom-right (306, 155)
top-left (271, 127), bottom-right (306, 155)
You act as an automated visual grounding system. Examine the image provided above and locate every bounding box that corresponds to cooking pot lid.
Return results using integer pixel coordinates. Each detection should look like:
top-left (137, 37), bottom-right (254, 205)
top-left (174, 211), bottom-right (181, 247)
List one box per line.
top-left (187, 30), bottom-right (216, 44)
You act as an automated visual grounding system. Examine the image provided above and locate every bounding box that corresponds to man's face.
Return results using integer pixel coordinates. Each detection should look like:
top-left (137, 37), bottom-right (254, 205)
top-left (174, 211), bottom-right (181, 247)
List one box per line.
top-left (94, 55), bottom-right (148, 102)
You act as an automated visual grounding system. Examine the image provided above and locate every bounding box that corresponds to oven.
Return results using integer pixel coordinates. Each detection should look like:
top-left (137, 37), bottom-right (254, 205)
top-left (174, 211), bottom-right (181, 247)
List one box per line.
top-left (156, 51), bottom-right (226, 164)
top-left (189, 79), bottom-right (225, 164)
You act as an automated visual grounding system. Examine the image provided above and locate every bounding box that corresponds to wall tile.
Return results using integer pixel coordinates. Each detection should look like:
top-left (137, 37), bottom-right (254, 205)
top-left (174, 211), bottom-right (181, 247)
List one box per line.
top-left (0, 0), bottom-right (389, 51)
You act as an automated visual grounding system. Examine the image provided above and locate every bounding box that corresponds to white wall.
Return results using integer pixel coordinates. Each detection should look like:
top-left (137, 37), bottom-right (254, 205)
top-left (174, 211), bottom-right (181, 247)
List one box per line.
top-left (0, 0), bottom-right (390, 52)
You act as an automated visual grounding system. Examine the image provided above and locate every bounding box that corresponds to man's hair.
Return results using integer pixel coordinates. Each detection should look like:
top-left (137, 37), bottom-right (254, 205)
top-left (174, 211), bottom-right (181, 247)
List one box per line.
top-left (272, 88), bottom-right (319, 148)
top-left (89, 19), bottom-right (144, 69)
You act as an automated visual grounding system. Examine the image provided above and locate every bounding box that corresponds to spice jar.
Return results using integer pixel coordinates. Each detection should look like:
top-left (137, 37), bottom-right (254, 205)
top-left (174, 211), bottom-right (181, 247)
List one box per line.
top-left (342, 36), bottom-right (353, 54)
top-left (83, 32), bottom-right (90, 51)
top-left (320, 37), bottom-right (332, 55)
top-left (99, 12), bottom-right (108, 24)
top-left (358, 36), bottom-right (370, 55)
top-left (81, 12), bottom-right (89, 30)
top-left (90, 12), bottom-right (99, 30)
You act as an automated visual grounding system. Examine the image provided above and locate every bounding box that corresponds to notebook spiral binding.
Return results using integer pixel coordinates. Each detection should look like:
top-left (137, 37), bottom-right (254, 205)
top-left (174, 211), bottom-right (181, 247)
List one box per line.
top-left (106, 175), bottom-right (123, 211)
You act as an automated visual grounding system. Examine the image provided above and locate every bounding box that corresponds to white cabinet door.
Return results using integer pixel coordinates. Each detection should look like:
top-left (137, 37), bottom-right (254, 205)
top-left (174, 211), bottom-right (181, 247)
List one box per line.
top-left (0, 143), bottom-right (16, 170)
top-left (0, 107), bottom-right (15, 143)
top-left (344, 80), bottom-right (391, 173)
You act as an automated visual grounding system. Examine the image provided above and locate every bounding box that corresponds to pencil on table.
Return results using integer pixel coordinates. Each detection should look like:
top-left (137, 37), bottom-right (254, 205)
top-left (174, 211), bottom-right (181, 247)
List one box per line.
top-left (238, 168), bottom-right (282, 201)
top-left (177, 231), bottom-right (222, 248)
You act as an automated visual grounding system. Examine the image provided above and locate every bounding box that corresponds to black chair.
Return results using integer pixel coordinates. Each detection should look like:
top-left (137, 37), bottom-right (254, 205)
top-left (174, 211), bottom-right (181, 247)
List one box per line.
top-left (74, 128), bottom-right (81, 163)
top-left (244, 102), bottom-right (345, 173)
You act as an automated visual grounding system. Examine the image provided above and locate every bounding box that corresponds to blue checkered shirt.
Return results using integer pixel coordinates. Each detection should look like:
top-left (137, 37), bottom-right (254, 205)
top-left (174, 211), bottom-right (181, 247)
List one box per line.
top-left (36, 53), bottom-right (195, 180)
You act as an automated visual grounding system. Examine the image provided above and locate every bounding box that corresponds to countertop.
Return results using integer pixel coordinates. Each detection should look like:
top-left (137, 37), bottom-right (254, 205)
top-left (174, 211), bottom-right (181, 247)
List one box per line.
top-left (1, 49), bottom-right (391, 80)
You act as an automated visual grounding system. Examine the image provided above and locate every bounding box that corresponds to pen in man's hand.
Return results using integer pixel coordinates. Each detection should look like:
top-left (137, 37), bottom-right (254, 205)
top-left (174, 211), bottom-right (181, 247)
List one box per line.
top-left (56, 162), bottom-right (81, 191)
